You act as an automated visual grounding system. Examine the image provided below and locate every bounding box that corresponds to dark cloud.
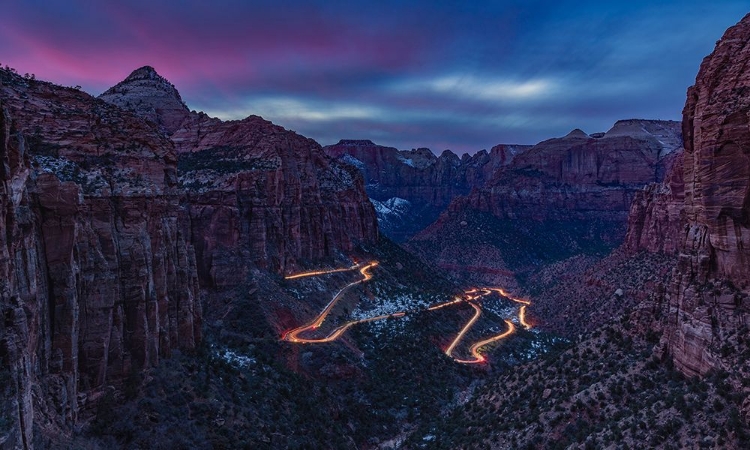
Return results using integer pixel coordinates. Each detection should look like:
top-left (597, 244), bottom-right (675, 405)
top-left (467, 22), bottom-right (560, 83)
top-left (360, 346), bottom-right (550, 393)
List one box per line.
top-left (1, 0), bottom-right (747, 153)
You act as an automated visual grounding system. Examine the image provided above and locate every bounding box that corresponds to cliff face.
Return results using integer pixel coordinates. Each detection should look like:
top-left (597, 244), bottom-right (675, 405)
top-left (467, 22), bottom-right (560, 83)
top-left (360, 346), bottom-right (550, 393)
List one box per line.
top-left (0, 100), bottom-right (47, 449)
top-left (463, 120), bottom-right (682, 226)
top-left (408, 120), bottom-right (682, 285)
top-left (99, 67), bottom-right (378, 285)
top-left (658, 14), bottom-right (750, 377)
top-left (174, 117), bottom-right (378, 285)
top-left (624, 151), bottom-right (685, 254)
top-left (0, 70), bottom-right (201, 447)
top-left (324, 139), bottom-right (530, 241)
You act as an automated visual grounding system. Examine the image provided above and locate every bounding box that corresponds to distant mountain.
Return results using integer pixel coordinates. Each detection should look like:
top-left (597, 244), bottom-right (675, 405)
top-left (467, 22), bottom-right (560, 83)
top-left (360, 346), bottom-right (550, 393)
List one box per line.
top-left (408, 119), bottom-right (683, 286)
top-left (325, 139), bottom-right (530, 241)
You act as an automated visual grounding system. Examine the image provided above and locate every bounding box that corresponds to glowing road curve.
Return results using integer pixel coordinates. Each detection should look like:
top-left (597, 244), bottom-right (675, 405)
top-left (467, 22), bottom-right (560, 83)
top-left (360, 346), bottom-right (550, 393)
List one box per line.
top-left (280, 262), bottom-right (533, 364)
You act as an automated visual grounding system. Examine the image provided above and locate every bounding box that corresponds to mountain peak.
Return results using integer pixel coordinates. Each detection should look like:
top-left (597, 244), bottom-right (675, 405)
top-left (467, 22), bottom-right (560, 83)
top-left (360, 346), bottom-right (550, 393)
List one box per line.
top-left (100, 66), bottom-right (190, 135)
top-left (124, 65), bottom-right (163, 82)
top-left (564, 128), bottom-right (589, 139)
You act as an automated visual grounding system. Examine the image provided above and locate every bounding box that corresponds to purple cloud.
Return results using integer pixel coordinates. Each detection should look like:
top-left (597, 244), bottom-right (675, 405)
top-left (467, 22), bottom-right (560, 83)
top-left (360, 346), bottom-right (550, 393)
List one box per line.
top-left (1, 0), bottom-right (747, 153)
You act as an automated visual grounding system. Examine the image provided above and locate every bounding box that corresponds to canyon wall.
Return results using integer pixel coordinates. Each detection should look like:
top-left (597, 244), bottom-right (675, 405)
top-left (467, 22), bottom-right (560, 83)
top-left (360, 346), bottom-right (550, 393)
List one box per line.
top-left (460, 120), bottom-right (681, 226)
top-left (102, 68), bottom-right (378, 286)
top-left (623, 150), bottom-right (685, 254)
top-left (0, 70), bottom-right (201, 448)
top-left (658, 14), bottom-right (750, 377)
top-left (408, 120), bottom-right (682, 285)
top-left (324, 139), bottom-right (530, 241)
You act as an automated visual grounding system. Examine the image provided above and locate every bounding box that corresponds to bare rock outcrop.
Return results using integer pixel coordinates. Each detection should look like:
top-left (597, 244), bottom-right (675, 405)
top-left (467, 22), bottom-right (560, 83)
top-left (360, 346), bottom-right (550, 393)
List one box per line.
top-left (324, 139), bottom-right (530, 241)
top-left (658, 14), bottom-right (750, 377)
top-left (99, 66), bottom-right (190, 135)
top-left (624, 150), bottom-right (685, 254)
top-left (0, 69), bottom-right (201, 447)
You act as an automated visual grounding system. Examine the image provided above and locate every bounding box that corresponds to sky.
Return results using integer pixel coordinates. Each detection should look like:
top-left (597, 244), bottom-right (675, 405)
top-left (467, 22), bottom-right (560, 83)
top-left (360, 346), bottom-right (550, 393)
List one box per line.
top-left (1, 1), bottom-right (747, 154)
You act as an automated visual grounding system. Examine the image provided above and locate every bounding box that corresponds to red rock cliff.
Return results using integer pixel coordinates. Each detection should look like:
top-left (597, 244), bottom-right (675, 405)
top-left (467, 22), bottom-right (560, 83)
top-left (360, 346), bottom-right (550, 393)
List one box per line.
top-left (659, 14), bottom-right (750, 377)
top-left (175, 116), bottom-right (378, 286)
top-left (324, 140), bottom-right (530, 207)
top-left (463, 120), bottom-right (682, 226)
top-left (324, 139), bottom-right (530, 241)
top-left (623, 150), bottom-right (685, 254)
top-left (100, 67), bottom-right (378, 287)
top-left (0, 69), bottom-right (201, 447)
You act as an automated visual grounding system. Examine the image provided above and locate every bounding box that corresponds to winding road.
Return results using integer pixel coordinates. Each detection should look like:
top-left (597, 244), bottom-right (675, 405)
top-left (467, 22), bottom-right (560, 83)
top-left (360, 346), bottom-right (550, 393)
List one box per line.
top-left (281, 261), bottom-right (533, 364)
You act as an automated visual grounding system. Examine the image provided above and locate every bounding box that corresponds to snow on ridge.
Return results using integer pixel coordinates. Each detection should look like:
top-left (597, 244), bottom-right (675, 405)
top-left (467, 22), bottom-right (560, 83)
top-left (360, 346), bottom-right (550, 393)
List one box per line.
top-left (396, 154), bottom-right (416, 167)
top-left (341, 153), bottom-right (365, 170)
top-left (371, 197), bottom-right (411, 219)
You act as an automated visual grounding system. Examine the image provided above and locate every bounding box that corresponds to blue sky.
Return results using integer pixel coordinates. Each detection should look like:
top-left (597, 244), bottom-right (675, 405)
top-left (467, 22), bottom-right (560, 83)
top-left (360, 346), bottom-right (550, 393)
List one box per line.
top-left (1, 1), bottom-right (747, 153)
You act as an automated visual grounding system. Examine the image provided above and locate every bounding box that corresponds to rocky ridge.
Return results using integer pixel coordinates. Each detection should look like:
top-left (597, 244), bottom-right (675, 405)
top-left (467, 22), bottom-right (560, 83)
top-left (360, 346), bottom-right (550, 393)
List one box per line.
top-left (100, 67), bottom-right (378, 285)
top-left (408, 119), bottom-right (682, 285)
top-left (324, 139), bottom-right (530, 241)
top-left (461, 119), bottom-right (682, 223)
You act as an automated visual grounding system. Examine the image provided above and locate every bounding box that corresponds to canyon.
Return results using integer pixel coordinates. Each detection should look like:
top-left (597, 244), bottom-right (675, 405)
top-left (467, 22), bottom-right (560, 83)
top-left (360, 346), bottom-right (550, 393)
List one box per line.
top-left (0, 11), bottom-right (749, 449)
top-left (0, 66), bottom-right (377, 448)
top-left (324, 139), bottom-right (529, 241)
top-left (408, 119), bottom-right (682, 287)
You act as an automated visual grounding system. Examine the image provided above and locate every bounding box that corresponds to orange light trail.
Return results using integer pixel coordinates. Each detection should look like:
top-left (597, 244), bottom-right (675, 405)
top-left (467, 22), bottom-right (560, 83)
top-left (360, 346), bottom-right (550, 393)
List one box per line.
top-left (444, 302), bottom-right (482, 358)
top-left (284, 263), bottom-right (363, 280)
top-left (283, 262), bottom-right (379, 343)
top-left (427, 297), bottom-right (463, 311)
top-left (482, 287), bottom-right (532, 330)
top-left (451, 320), bottom-right (516, 364)
top-left (281, 263), bottom-right (534, 363)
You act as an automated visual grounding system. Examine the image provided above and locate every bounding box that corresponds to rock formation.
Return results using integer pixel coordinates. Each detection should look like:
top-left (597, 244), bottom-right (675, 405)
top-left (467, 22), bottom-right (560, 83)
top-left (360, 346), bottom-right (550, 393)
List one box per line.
top-left (624, 150), bottom-right (685, 254)
top-left (408, 120), bottom-right (682, 284)
top-left (0, 69), bottom-right (201, 448)
top-left (99, 66), bottom-right (190, 135)
top-left (100, 67), bottom-right (378, 286)
top-left (460, 119), bottom-right (682, 225)
top-left (324, 139), bottom-right (530, 241)
top-left (657, 14), bottom-right (750, 377)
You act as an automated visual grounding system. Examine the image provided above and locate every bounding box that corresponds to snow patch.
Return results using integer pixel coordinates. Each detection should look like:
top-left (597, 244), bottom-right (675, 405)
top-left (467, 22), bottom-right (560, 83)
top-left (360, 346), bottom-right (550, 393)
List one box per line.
top-left (371, 197), bottom-right (413, 233)
top-left (218, 348), bottom-right (256, 368)
top-left (395, 154), bottom-right (415, 167)
top-left (341, 154), bottom-right (365, 170)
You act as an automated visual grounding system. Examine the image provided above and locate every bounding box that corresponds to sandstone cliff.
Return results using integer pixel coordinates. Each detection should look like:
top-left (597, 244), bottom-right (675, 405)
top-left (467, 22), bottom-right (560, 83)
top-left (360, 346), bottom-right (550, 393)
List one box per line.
top-left (461, 120), bottom-right (681, 225)
top-left (100, 68), bottom-right (378, 286)
top-left (0, 69), bottom-right (201, 448)
top-left (623, 150), bottom-right (685, 254)
top-left (657, 14), bottom-right (750, 377)
top-left (408, 120), bottom-right (682, 285)
top-left (324, 139), bottom-right (530, 241)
